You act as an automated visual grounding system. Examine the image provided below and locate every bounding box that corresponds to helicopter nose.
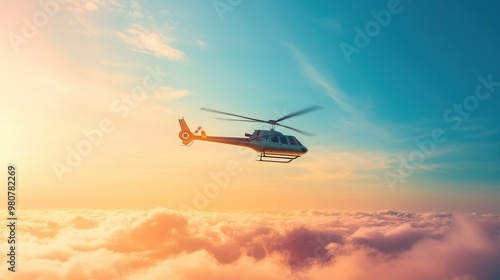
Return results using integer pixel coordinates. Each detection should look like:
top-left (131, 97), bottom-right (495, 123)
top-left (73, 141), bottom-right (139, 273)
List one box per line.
top-left (301, 147), bottom-right (308, 153)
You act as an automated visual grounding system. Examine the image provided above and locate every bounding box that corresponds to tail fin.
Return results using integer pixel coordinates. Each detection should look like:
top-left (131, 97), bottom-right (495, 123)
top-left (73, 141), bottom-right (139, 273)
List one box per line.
top-left (178, 118), bottom-right (195, 145)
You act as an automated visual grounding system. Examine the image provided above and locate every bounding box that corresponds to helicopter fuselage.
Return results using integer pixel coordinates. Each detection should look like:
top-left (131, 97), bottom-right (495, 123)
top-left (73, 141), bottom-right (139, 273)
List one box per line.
top-left (178, 119), bottom-right (308, 161)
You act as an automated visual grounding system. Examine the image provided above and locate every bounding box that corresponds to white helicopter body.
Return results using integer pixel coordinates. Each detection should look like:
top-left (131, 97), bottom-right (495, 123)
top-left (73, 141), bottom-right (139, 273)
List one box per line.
top-left (178, 106), bottom-right (320, 163)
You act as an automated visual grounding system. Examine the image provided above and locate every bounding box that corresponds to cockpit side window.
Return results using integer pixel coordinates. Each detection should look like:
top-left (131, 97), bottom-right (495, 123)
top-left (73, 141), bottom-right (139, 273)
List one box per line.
top-left (271, 136), bottom-right (279, 143)
top-left (293, 137), bottom-right (302, 146)
top-left (288, 136), bottom-right (298, 145)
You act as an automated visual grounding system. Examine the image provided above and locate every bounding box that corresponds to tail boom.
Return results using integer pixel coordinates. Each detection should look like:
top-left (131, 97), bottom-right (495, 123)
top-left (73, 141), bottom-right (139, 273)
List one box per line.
top-left (178, 118), bottom-right (250, 148)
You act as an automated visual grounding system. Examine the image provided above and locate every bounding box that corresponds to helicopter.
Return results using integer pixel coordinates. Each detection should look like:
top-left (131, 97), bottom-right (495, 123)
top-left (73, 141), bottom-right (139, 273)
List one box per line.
top-left (178, 106), bottom-right (321, 163)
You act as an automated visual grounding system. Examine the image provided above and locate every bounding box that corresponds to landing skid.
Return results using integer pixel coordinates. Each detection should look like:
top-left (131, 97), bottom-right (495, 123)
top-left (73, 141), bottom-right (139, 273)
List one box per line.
top-left (258, 151), bottom-right (300, 163)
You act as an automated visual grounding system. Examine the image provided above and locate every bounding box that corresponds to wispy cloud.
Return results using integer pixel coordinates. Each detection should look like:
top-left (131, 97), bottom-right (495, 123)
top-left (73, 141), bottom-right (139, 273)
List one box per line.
top-left (282, 41), bottom-right (401, 146)
top-left (152, 86), bottom-right (190, 100)
top-left (116, 23), bottom-right (184, 62)
top-left (283, 42), bottom-right (359, 116)
top-left (67, 0), bottom-right (122, 12)
top-left (292, 146), bottom-right (393, 184)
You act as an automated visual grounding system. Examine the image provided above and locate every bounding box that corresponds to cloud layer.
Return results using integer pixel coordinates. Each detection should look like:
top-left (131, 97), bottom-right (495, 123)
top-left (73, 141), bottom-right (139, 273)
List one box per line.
top-left (2, 209), bottom-right (499, 280)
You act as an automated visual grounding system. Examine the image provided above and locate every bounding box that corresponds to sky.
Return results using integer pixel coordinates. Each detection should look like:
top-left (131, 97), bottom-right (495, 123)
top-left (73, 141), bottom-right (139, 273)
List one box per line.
top-left (1, 0), bottom-right (500, 279)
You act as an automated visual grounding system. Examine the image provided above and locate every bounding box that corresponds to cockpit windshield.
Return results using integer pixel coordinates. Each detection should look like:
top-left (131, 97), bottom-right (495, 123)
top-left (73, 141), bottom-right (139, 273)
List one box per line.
top-left (293, 137), bottom-right (302, 146)
top-left (287, 136), bottom-right (302, 146)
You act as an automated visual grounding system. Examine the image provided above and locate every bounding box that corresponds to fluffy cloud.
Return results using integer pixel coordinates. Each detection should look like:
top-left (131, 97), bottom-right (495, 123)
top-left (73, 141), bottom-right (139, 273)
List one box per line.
top-left (1, 209), bottom-right (499, 280)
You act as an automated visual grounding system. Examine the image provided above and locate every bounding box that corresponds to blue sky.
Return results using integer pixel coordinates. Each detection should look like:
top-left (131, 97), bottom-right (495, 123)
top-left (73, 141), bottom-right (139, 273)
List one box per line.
top-left (152, 0), bottom-right (500, 191)
top-left (3, 0), bottom-right (499, 211)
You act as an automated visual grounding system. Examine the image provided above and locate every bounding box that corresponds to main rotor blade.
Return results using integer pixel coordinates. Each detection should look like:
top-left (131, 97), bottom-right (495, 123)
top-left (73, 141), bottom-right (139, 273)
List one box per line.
top-left (215, 117), bottom-right (263, 123)
top-left (275, 105), bottom-right (322, 123)
top-left (201, 108), bottom-right (268, 123)
top-left (276, 123), bottom-right (314, 136)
